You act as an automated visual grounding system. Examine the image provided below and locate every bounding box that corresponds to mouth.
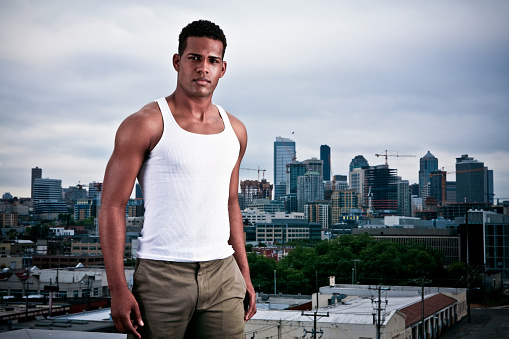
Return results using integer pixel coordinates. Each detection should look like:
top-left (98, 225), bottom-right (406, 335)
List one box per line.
top-left (194, 78), bottom-right (210, 85)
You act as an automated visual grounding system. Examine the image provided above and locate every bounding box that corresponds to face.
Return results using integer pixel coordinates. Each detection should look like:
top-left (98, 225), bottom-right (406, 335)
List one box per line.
top-left (173, 36), bottom-right (227, 98)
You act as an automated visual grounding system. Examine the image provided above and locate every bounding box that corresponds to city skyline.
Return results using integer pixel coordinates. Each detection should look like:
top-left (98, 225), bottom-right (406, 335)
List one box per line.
top-left (1, 1), bottom-right (508, 199)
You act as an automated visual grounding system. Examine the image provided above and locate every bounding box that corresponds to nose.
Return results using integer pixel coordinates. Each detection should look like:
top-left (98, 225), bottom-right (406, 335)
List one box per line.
top-left (196, 60), bottom-right (209, 74)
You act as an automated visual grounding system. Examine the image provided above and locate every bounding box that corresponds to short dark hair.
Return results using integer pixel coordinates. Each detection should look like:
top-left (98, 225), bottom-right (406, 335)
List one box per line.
top-left (178, 20), bottom-right (227, 58)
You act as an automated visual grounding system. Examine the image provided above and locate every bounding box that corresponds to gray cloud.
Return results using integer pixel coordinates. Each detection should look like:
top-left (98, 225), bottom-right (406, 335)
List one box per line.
top-left (1, 0), bottom-right (508, 200)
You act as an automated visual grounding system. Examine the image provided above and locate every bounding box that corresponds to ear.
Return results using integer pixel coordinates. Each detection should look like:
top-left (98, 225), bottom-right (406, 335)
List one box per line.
top-left (173, 53), bottom-right (180, 72)
top-left (220, 60), bottom-right (227, 78)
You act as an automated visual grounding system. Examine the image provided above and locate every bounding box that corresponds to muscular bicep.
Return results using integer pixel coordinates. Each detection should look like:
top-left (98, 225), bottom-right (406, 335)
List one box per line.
top-left (101, 110), bottom-right (160, 210)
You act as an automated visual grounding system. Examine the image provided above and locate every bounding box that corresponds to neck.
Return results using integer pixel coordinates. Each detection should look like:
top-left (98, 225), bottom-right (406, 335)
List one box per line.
top-left (171, 88), bottom-right (214, 115)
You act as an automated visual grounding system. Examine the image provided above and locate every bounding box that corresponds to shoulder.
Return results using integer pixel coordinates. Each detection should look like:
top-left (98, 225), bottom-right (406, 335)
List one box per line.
top-left (225, 111), bottom-right (247, 146)
top-left (116, 101), bottom-right (163, 152)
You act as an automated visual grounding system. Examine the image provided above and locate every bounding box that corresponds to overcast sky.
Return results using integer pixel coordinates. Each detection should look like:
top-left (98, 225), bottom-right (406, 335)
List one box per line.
top-left (1, 0), bottom-right (508, 201)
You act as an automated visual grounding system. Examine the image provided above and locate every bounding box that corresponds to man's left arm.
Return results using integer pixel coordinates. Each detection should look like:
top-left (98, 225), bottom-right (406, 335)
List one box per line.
top-left (227, 113), bottom-right (257, 321)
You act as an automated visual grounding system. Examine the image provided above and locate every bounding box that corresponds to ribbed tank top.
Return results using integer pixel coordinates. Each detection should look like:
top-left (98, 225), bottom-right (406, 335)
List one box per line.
top-left (136, 98), bottom-right (240, 262)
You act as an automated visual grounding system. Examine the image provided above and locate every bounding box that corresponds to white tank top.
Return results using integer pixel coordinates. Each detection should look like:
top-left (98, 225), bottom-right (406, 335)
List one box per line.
top-left (136, 98), bottom-right (240, 262)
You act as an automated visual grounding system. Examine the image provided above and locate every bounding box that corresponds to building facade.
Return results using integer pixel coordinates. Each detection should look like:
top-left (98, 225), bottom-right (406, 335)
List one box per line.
top-left (31, 167), bottom-right (42, 199)
top-left (320, 145), bottom-right (331, 181)
top-left (366, 165), bottom-right (398, 213)
top-left (331, 189), bottom-right (360, 225)
top-left (455, 154), bottom-right (490, 203)
top-left (397, 179), bottom-right (412, 217)
top-left (297, 171), bottom-right (324, 212)
top-left (419, 151), bottom-right (438, 198)
top-left (274, 137), bottom-right (296, 200)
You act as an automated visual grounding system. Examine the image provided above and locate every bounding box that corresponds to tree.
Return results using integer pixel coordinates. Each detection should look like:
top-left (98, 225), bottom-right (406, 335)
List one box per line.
top-left (247, 253), bottom-right (277, 293)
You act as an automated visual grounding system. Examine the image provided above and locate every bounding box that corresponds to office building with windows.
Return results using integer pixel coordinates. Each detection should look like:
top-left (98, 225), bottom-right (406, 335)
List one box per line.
top-left (31, 167), bottom-right (42, 199)
top-left (297, 171), bottom-right (324, 212)
top-left (419, 151), bottom-right (438, 198)
top-left (455, 154), bottom-right (493, 203)
top-left (320, 145), bottom-right (331, 181)
top-left (273, 137), bottom-right (296, 200)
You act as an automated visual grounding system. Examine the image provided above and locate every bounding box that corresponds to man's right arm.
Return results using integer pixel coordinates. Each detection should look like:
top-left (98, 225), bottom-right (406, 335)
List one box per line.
top-left (99, 103), bottom-right (162, 337)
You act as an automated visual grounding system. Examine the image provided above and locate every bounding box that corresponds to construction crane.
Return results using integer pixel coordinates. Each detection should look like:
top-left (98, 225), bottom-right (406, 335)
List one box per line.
top-left (240, 167), bottom-right (266, 181)
top-left (278, 136), bottom-right (297, 162)
top-left (375, 150), bottom-right (416, 166)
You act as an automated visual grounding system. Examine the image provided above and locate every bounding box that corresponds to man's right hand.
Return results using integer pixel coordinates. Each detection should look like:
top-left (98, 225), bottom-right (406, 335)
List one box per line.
top-left (110, 289), bottom-right (144, 338)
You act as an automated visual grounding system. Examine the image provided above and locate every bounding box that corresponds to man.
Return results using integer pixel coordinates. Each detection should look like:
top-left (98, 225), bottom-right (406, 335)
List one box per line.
top-left (99, 20), bottom-right (256, 338)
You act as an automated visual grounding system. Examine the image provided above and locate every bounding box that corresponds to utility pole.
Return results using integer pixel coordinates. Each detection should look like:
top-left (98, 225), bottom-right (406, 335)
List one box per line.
top-left (369, 285), bottom-right (390, 339)
top-left (352, 259), bottom-right (360, 284)
top-left (274, 270), bottom-right (277, 295)
top-left (302, 310), bottom-right (329, 339)
top-left (415, 277), bottom-right (432, 339)
top-left (465, 207), bottom-right (471, 323)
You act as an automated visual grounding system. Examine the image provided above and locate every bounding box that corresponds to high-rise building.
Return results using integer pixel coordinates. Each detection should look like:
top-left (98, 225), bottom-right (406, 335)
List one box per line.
top-left (446, 182), bottom-right (456, 203)
top-left (31, 167), bottom-right (42, 199)
top-left (349, 155), bottom-right (369, 207)
top-left (240, 179), bottom-right (273, 208)
top-left (303, 158), bottom-right (324, 181)
top-left (455, 154), bottom-right (493, 203)
top-left (320, 145), bottom-right (331, 181)
top-left (397, 178), bottom-right (412, 217)
top-left (286, 161), bottom-right (307, 195)
top-left (89, 182), bottom-right (103, 200)
top-left (331, 189), bottom-right (359, 225)
top-left (334, 175), bottom-right (348, 191)
top-left (304, 201), bottom-right (331, 228)
top-left (429, 170), bottom-right (447, 205)
top-left (135, 183), bottom-right (144, 199)
top-left (274, 137), bottom-right (295, 200)
top-left (419, 151), bottom-right (438, 198)
top-left (297, 171), bottom-right (324, 212)
top-left (74, 199), bottom-right (98, 220)
top-left (32, 178), bottom-right (67, 218)
top-left (64, 186), bottom-right (88, 201)
top-left (33, 178), bottom-right (63, 201)
top-left (365, 165), bottom-right (398, 213)
top-left (349, 155), bottom-right (369, 173)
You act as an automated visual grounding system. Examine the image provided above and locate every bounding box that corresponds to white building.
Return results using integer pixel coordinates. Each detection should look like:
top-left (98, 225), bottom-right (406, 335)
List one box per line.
top-left (50, 227), bottom-right (75, 236)
top-left (246, 284), bottom-right (467, 339)
top-left (242, 208), bottom-right (272, 225)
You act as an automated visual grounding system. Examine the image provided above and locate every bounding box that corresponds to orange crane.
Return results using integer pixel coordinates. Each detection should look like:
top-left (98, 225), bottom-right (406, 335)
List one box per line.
top-left (375, 150), bottom-right (416, 166)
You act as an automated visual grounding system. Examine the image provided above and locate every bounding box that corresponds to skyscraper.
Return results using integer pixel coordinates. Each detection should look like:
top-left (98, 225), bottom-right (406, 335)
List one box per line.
top-left (320, 145), bottom-right (331, 181)
top-left (366, 165), bottom-right (398, 213)
top-left (303, 158), bottom-right (324, 181)
top-left (455, 154), bottom-right (492, 203)
top-left (349, 155), bottom-right (369, 206)
top-left (397, 178), bottom-right (412, 217)
top-left (419, 151), bottom-right (438, 198)
top-left (286, 161), bottom-right (307, 195)
top-left (349, 155), bottom-right (369, 173)
top-left (32, 178), bottom-right (67, 217)
top-left (32, 178), bottom-right (63, 201)
top-left (297, 171), bottom-right (324, 212)
top-left (274, 137), bottom-right (295, 200)
top-left (31, 167), bottom-right (42, 199)
top-left (135, 183), bottom-right (144, 199)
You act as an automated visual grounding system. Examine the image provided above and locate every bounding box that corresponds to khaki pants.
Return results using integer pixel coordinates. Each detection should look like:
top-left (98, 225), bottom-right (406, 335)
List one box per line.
top-left (128, 255), bottom-right (246, 339)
